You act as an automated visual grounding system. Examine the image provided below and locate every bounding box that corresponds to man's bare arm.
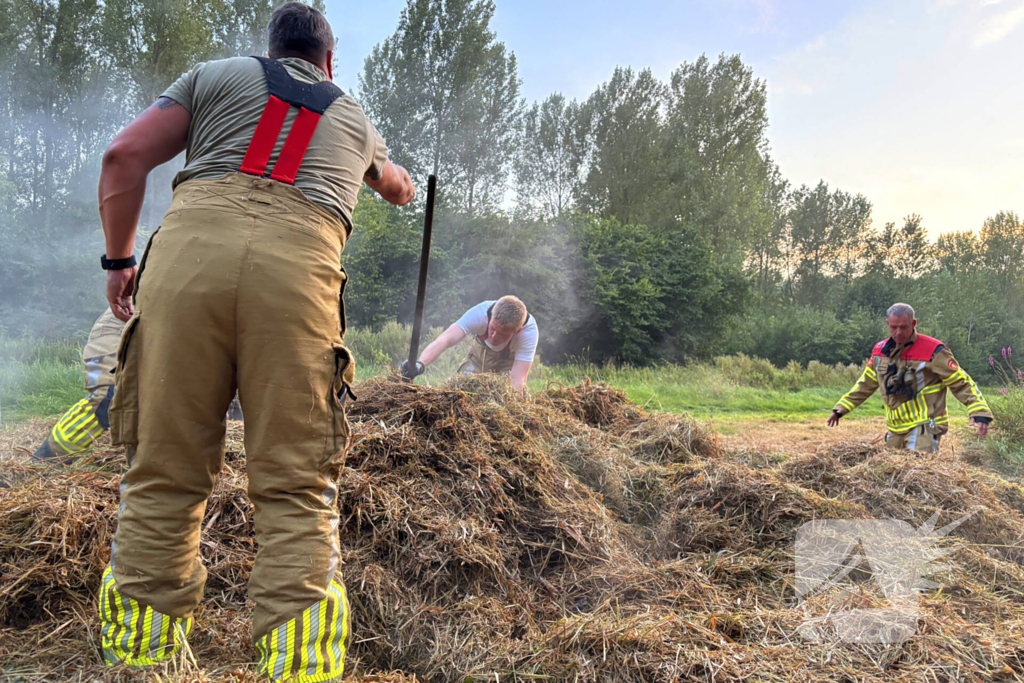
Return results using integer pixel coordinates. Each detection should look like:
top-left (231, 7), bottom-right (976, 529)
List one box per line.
top-left (419, 324), bottom-right (467, 367)
top-left (510, 360), bottom-right (532, 393)
top-left (99, 97), bottom-right (191, 319)
top-left (100, 97), bottom-right (191, 257)
top-left (364, 160), bottom-right (415, 206)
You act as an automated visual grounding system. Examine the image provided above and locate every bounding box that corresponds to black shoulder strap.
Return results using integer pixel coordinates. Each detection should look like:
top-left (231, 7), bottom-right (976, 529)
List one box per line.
top-left (253, 56), bottom-right (344, 114)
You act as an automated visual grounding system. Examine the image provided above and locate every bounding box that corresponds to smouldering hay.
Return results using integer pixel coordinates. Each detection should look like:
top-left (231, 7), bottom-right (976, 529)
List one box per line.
top-left (0, 461), bottom-right (258, 677)
top-left (546, 427), bottom-right (665, 525)
top-left (336, 376), bottom-right (642, 678)
top-left (782, 446), bottom-right (1024, 566)
top-left (540, 377), bottom-right (642, 428)
top-left (655, 460), bottom-right (870, 554)
top-left (977, 474), bottom-right (1024, 518)
top-left (618, 411), bottom-right (721, 464)
top-left (652, 503), bottom-right (738, 556)
top-left (0, 468), bottom-right (118, 629)
top-left (4, 378), bottom-right (1024, 681)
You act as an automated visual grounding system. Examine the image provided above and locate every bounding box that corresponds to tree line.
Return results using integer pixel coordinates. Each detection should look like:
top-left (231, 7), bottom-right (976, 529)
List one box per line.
top-left (0, 0), bottom-right (306, 334)
top-left (1, 0), bottom-right (1020, 381)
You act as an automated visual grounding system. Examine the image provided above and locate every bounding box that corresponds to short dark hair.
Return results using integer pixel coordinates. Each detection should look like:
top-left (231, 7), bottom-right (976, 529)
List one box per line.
top-left (268, 2), bottom-right (335, 64)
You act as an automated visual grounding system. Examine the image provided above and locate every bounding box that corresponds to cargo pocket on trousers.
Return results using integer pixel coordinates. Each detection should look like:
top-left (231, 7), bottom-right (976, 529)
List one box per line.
top-left (108, 315), bottom-right (141, 447)
top-left (324, 342), bottom-right (357, 472)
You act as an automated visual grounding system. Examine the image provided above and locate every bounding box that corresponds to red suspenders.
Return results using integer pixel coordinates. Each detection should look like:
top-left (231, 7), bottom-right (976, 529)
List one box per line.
top-left (239, 57), bottom-right (344, 185)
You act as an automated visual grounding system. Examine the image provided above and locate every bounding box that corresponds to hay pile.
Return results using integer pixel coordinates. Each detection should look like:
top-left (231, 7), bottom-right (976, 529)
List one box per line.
top-left (3, 375), bottom-right (1024, 681)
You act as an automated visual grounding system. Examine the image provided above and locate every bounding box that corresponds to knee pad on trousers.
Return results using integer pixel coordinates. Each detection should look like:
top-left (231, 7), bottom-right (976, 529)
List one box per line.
top-left (99, 566), bottom-right (192, 666)
top-left (255, 577), bottom-right (350, 682)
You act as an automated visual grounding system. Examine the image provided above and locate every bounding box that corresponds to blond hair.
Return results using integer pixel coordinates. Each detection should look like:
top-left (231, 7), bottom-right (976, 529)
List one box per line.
top-left (492, 296), bottom-right (527, 328)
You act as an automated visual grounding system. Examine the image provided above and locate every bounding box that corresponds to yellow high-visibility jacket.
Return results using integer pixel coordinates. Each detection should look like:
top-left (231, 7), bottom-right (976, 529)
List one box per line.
top-left (833, 333), bottom-right (992, 434)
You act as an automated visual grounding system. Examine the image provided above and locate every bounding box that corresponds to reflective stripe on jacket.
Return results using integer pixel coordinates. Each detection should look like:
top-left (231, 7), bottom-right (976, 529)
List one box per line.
top-left (834, 333), bottom-right (992, 433)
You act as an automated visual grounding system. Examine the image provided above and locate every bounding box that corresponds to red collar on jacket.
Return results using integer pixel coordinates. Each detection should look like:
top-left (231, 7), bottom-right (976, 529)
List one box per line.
top-left (871, 332), bottom-right (944, 362)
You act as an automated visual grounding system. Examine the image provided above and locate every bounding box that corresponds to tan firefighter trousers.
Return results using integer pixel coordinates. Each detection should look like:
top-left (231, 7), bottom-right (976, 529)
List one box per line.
top-left (104, 173), bottom-right (355, 679)
top-left (885, 424), bottom-right (941, 453)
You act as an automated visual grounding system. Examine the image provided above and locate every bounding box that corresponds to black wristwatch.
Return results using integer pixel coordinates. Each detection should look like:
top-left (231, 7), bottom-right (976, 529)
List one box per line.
top-left (100, 254), bottom-right (137, 270)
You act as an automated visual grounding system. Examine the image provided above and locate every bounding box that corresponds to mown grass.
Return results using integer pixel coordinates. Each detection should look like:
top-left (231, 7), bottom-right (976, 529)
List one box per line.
top-left (976, 389), bottom-right (1024, 474)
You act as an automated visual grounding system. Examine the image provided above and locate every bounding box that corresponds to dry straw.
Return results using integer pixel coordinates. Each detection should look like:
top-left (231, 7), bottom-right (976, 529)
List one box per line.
top-left (2, 375), bottom-right (1024, 681)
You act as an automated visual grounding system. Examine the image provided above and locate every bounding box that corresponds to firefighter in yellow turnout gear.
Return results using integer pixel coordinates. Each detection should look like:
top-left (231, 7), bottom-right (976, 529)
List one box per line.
top-left (33, 309), bottom-right (242, 463)
top-left (828, 303), bottom-right (992, 452)
top-left (95, 3), bottom-right (415, 679)
top-left (33, 310), bottom-right (123, 462)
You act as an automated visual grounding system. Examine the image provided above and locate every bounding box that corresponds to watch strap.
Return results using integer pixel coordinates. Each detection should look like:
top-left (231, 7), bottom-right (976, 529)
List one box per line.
top-left (101, 254), bottom-right (138, 270)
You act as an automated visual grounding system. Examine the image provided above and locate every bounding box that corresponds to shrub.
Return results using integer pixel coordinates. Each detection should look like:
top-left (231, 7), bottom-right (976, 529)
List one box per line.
top-left (713, 353), bottom-right (860, 391)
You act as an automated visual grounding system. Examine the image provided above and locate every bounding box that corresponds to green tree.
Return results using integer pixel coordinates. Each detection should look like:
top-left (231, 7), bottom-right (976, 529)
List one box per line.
top-left (980, 211), bottom-right (1024, 290)
top-left (748, 160), bottom-right (790, 298)
top-left (936, 230), bottom-right (983, 275)
top-left (662, 53), bottom-right (773, 259)
top-left (788, 180), bottom-right (872, 299)
top-left (560, 214), bottom-right (739, 363)
top-left (99, 0), bottom-right (219, 109)
top-left (1, 0), bottom-right (110, 234)
top-left (580, 67), bottom-right (665, 226)
top-left (343, 188), bottom-right (423, 329)
top-left (359, 0), bottom-right (522, 211)
top-left (915, 269), bottom-right (1012, 381)
top-left (863, 214), bottom-right (934, 280)
top-left (515, 93), bottom-right (589, 218)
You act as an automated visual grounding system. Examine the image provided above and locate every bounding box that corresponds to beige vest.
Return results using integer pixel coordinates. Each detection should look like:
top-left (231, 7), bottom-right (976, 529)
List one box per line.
top-left (458, 335), bottom-right (516, 376)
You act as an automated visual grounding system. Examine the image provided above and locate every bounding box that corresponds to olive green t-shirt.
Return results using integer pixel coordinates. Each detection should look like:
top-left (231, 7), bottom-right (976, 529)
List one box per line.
top-left (162, 56), bottom-right (388, 230)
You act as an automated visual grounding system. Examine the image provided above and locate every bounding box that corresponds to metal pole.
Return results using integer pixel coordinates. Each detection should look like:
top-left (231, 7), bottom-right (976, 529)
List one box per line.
top-left (407, 175), bottom-right (437, 373)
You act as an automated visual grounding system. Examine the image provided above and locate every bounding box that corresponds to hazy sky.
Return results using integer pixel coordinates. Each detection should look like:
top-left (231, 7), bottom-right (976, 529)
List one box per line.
top-left (323, 0), bottom-right (1023, 238)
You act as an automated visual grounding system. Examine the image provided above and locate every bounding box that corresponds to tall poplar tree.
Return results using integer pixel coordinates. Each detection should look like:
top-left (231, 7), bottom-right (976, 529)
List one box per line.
top-left (359, 0), bottom-right (522, 211)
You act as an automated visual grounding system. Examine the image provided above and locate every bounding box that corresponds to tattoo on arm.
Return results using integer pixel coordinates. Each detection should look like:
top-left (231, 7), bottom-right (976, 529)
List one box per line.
top-left (154, 97), bottom-right (181, 110)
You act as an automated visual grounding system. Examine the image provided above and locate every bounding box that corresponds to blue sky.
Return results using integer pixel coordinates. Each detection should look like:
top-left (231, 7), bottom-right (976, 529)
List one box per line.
top-left (323, 0), bottom-right (1024, 237)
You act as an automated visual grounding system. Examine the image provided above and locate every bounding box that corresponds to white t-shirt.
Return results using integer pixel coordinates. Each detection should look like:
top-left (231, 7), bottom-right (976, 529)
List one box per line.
top-left (456, 301), bottom-right (539, 363)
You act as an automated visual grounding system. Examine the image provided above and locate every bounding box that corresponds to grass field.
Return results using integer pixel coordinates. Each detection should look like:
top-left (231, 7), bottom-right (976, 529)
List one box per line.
top-left (533, 362), bottom-right (885, 422)
top-left (1, 333), bottom-right (983, 426)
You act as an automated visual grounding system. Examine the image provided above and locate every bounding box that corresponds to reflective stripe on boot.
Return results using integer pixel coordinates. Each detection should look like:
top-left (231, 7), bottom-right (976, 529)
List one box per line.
top-left (98, 566), bottom-right (192, 665)
top-left (255, 577), bottom-right (350, 682)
